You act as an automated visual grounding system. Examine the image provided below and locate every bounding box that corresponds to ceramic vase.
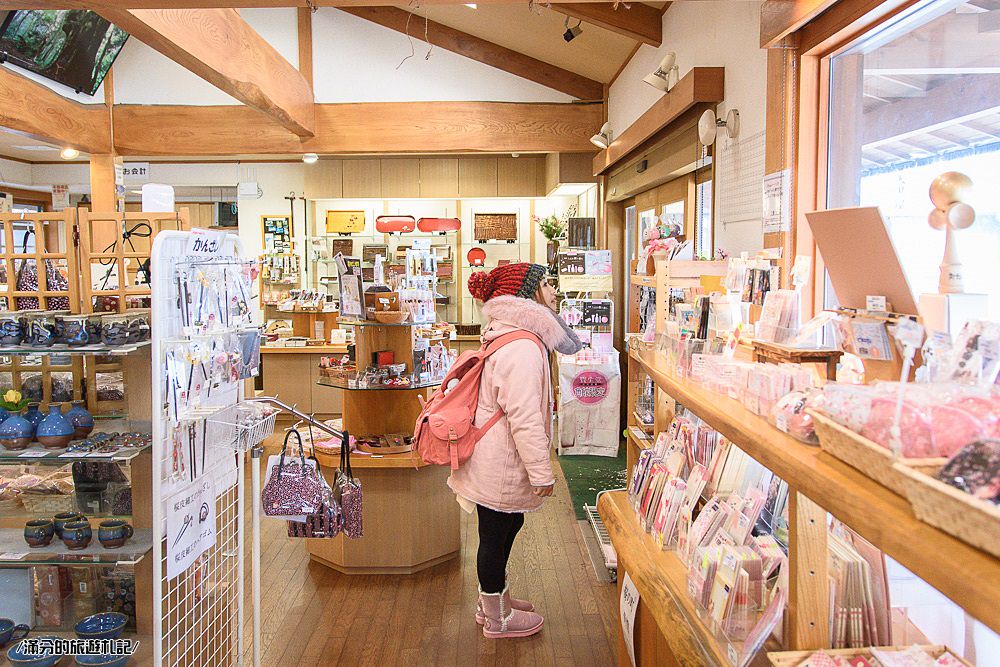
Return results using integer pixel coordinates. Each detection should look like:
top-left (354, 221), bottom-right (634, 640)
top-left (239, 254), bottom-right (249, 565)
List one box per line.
top-left (0, 412), bottom-right (33, 450)
top-left (23, 402), bottom-right (42, 439)
top-left (36, 404), bottom-right (75, 449)
top-left (0, 407), bottom-right (9, 425)
top-left (65, 401), bottom-right (95, 438)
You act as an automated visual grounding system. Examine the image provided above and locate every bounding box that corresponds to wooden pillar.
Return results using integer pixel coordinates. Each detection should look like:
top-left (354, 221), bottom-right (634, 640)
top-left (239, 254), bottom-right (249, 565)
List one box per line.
top-left (297, 7), bottom-right (313, 90)
top-left (763, 38), bottom-right (801, 287)
top-left (90, 67), bottom-right (119, 212)
top-left (787, 490), bottom-right (829, 649)
top-left (89, 155), bottom-right (119, 212)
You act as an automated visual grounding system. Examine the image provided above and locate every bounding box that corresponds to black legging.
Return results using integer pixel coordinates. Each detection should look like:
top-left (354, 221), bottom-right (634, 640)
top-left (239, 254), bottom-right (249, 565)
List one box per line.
top-left (476, 504), bottom-right (525, 594)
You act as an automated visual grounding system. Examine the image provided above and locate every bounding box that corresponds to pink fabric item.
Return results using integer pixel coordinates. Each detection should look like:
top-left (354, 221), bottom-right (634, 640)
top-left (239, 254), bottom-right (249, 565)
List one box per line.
top-left (861, 397), bottom-right (934, 458)
top-left (447, 296), bottom-right (565, 513)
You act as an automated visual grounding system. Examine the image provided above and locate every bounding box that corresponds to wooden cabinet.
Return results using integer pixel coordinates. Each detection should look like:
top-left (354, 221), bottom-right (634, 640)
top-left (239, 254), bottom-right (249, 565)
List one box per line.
top-left (380, 158), bottom-right (420, 198)
top-left (342, 159), bottom-right (382, 198)
top-left (419, 158), bottom-right (459, 198)
top-left (304, 159), bottom-right (343, 199)
top-left (497, 155), bottom-right (544, 197)
top-left (458, 157), bottom-right (498, 198)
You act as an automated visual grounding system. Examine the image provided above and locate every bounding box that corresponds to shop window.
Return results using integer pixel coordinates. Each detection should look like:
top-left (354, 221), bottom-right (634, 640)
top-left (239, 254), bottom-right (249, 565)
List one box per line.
top-left (827, 0), bottom-right (1000, 317)
top-left (825, 0), bottom-right (1000, 654)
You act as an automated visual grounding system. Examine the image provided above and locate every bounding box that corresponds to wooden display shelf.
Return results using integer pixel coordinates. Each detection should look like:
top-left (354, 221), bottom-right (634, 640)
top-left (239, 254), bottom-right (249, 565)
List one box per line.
top-left (599, 490), bottom-right (761, 666)
top-left (313, 448), bottom-right (428, 470)
top-left (629, 348), bottom-right (1000, 635)
top-left (261, 344), bottom-right (349, 355)
top-left (307, 319), bottom-right (459, 574)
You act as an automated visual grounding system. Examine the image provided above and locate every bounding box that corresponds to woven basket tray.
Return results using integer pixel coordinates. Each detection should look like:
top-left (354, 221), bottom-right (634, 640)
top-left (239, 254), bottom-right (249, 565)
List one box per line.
top-left (809, 410), bottom-right (946, 496)
top-left (22, 493), bottom-right (76, 514)
top-left (894, 462), bottom-right (1000, 558)
top-left (768, 645), bottom-right (970, 667)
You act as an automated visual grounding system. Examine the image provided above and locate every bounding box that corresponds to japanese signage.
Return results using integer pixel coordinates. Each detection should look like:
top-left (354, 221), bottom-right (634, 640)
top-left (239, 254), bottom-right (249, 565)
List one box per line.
top-left (166, 478), bottom-right (216, 580)
top-left (558, 250), bottom-right (612, 292)
top-left (123, 162), bottom-right (150, 184)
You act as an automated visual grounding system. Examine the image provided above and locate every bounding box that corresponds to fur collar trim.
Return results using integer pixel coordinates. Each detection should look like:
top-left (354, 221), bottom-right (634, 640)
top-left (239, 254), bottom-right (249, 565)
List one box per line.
top-left (481, 295), bottom-right (566, 350)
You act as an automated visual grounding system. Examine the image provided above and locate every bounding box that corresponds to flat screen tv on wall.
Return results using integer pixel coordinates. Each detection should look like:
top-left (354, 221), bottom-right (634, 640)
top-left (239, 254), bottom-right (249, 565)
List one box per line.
top-left (0, 10), bottom-right (128, 95)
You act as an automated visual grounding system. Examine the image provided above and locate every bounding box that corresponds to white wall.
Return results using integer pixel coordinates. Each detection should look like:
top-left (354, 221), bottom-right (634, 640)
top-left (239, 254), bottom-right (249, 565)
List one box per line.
top-left (608, 1), bottom-right (768, 256)
top-left (111, 7), bottom-right (570, 106)
top-left (309, 9), bottom-right (571, 103)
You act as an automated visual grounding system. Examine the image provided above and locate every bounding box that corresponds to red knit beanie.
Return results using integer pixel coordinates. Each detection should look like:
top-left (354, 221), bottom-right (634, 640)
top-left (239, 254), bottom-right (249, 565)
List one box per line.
top-left (467, 263), bottom-right (547, 302)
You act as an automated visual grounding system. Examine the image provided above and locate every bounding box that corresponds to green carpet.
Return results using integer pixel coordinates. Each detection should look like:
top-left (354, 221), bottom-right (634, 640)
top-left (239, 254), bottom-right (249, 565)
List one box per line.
top-left (557, 443), bottom-right (628, 520)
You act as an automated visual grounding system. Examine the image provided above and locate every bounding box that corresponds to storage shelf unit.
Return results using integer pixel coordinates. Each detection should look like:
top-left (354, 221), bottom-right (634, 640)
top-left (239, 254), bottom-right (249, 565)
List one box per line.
top-left (0, 529), bottom-right (153, 566)
top-left (0, 341), bottom-right (151, 356)
top-left (607, 347), bottom-right (1000, 641)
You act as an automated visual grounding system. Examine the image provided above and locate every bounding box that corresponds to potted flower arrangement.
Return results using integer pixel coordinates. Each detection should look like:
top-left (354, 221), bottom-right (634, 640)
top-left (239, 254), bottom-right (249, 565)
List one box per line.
top-left (535, 214), bottom-right (565, 266)
top-left (0, 389), bottom-right (34, 450)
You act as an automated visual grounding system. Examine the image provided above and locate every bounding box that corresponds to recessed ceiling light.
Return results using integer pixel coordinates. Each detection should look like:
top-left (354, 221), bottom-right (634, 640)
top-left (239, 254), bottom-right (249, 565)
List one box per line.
top-left (464, 3), bottom-right (477, 8)
top-left (302, 153), bottom-right (319, 164)
top-left (60, 148), bottom-right (80, 160)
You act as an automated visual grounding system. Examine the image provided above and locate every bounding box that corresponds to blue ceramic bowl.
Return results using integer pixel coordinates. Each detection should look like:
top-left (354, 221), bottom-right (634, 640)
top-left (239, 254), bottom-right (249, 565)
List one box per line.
top-left (74, 655), bottom-right (129, 667)
top-left (6, 636), bottom-right (62, 667)
top-left (74, 612), bottom-right (127, 640)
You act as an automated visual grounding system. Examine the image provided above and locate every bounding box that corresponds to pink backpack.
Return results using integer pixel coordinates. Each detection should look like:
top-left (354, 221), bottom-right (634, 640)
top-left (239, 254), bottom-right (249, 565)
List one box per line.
top-left (413, 331), bottom-right (544, 469)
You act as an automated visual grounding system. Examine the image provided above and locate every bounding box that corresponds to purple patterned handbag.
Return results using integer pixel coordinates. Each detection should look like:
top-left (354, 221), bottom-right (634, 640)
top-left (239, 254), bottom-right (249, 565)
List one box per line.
top-left (261, 429), bottom-right (325, 517)
top-left (287, 449), bottom-right (342, 538)
top-left (15, 231), bottom-right (70, 311)
top-left (334, 435), bottom-right (363, 538)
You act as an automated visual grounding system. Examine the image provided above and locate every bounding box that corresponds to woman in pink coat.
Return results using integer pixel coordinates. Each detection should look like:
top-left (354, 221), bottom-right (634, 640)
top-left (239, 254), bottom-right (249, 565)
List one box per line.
top-left (448, 262), bottom-right (582, 639)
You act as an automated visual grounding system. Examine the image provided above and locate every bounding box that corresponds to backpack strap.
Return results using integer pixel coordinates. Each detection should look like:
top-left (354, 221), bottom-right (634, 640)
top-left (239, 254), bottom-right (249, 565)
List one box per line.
top-left (476, 330), bottom-right (547, 436)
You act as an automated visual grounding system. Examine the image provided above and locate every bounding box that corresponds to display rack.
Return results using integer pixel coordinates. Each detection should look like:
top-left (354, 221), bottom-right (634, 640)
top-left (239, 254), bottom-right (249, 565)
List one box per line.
top-left (310, 317), bottom-right (459, 574)
top-left (78, 210), bottom-right (190, 313)
top-left (0, 210), bottom-right (80, 312)
top-left (149, 229), bottom-right (254, 667)
top-left (602, 346), bottom-right (1000, 666)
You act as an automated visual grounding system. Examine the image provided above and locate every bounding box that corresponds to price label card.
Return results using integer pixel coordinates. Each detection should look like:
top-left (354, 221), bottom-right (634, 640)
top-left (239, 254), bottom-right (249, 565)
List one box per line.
top-left (19, 451), bottom-right (49, 458)
top-left (866, 295), bottom-right (887, 312)
top-left (0, 552), bottom-right (27, 560)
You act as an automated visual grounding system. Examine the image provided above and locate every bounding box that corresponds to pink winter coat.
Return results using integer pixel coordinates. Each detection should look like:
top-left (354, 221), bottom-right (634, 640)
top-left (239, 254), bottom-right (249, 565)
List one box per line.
top-left (447, 295), bottom-right (573, 513)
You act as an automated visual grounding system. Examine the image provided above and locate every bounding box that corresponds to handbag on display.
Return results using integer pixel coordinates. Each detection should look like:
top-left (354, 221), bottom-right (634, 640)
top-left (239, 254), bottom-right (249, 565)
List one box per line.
top-left (286, 474), bottom-right (342, 538)
top-left (15, 230), bottom-right (71, 311)
top-left (333, 435), bottom-right (363, 538)
top-left (261, 429), bottom-right (326, 516)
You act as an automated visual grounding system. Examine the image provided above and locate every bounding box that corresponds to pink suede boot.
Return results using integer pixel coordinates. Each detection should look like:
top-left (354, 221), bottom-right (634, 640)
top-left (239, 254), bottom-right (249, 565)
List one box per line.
top-left (476, 588), bottom-right (535, 625)
top-left (478, 587), bottom-right (544, 639)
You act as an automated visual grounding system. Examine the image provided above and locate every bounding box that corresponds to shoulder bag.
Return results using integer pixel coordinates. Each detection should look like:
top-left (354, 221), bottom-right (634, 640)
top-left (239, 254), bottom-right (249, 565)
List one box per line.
top-left (261, 428), bottom-right (325, 516)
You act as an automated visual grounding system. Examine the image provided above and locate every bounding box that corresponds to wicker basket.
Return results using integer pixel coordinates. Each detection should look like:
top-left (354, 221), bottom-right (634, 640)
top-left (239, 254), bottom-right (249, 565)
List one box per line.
top-left (894, 462), bottom-right (1000, 558)
top-left (768, 645), bottom-right (971, 666)
top-left (809, 410), bottom-right (946, 496)
top-left (22, 493), bottom-right (76, 514)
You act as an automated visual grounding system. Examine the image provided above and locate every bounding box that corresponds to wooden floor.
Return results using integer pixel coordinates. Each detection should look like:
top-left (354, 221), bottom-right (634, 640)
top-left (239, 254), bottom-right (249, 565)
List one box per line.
top-left (245, 451), bottom-right (620, 666)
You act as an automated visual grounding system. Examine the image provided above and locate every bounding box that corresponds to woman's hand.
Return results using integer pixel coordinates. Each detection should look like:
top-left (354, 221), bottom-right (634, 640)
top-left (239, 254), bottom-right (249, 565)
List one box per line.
top-left (532, 484), bottom-right (554, 497)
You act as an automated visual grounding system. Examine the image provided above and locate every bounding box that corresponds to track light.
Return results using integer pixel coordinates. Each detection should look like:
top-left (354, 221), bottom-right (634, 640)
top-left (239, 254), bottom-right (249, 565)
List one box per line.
top-left (302, 153), bottom-right (319, 164)
top-left (60, 147), bottom-right (80, 160)
top-left (642, 52), bottom-right (678, 92)
top-left (590, 122), bottom-right (612, 149)
top-left (563, 17), bottom-right (582, 42)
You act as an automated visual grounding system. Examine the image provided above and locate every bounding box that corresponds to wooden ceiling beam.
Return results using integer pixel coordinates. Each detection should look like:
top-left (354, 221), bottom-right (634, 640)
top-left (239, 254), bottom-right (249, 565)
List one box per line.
top-left (0, 66), bottom-right (111, 153)
top-left (549, 3), bottom-right (663, 47)
top-left (339, 6), bottom-right (603, 100)
top-left (110, 101), bottom-right (605, 155)
top-left (97, 7), bottom-right (316, 136)
top-left (861, 73), bottom-right (1000, 147)
top-left (3, 1), bottom-right (634, 7)
top-left (593, 66), bottom-right (724, 175)
top-left (759, 0), bottom-right (839, 47)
